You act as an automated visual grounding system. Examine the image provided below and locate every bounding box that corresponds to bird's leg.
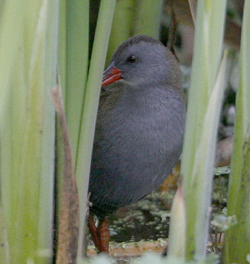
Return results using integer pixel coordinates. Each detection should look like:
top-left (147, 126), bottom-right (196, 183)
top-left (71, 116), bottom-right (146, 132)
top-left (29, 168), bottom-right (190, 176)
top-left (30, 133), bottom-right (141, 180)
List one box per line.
top-left (88, 214), bottom-right (110, 253)
top-left (97, 217), bottom-right (110, 253)
top-left (88, 213), bottom-right (100, 250)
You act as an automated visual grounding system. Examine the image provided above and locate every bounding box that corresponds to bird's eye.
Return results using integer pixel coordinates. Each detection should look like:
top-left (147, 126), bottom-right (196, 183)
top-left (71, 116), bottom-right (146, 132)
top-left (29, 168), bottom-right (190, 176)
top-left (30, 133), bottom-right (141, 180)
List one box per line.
top-left (126, 55), bottom-right (137, 63)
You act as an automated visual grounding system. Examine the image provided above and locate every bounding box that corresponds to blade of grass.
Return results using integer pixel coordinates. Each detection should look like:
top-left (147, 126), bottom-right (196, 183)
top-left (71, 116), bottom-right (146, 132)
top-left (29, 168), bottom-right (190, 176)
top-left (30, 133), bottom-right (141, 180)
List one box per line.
top-left (167, 182), bottom-right (186, 259)
top-left (223, 0), bottom-right (250, 262)
top-left (133, 0), bottom-right (164, 39)
top-left (75, 0), bottom-right (116, 260)
top-left (51, 85), bottom-right (79, 264)
top-left (65, 0), bottom-right (89, 163)
top-left (179, 0), bottom-right (227, 260)
top-left (58, 0), bottom-right (89, 164)
top-left (0, 0), bottom-right (58, 262)
top-left (56, 0), bottom-right (89, 240)
top-left (170, 51), bottom-right (227, 261)
top-left (106, 0), bottom-right (136, 63)
top-left (0, 205), bottom-right (10, 263)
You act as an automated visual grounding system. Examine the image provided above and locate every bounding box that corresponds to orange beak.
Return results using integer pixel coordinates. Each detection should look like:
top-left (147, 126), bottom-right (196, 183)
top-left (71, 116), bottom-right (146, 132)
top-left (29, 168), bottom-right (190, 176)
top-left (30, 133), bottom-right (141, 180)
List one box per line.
top-left (102, 63), bottom-right (122, 86)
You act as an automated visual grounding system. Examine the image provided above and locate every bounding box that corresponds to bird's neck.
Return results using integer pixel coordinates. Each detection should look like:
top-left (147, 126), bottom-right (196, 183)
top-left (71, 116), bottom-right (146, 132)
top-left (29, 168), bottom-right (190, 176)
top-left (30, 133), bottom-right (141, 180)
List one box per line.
top-left (121, 84), bottom-right (182, 109)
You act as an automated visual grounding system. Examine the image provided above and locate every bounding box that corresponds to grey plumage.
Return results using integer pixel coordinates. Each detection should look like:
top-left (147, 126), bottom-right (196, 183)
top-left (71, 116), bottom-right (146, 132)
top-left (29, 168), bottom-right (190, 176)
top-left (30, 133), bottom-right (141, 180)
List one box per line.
top-left (89, 35), bottom-right (186, 218)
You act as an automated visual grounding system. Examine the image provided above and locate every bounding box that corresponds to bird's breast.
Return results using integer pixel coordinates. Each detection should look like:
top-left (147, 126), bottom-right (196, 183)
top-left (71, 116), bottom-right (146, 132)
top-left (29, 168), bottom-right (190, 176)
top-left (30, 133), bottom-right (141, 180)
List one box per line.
top-left (89, 88), bottom-right (185, 215)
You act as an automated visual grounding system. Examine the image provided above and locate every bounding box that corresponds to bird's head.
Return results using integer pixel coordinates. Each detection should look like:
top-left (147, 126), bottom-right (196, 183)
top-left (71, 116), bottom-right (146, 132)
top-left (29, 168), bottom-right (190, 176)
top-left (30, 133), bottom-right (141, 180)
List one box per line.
top-left (102, 35), bottom-right (180, 89)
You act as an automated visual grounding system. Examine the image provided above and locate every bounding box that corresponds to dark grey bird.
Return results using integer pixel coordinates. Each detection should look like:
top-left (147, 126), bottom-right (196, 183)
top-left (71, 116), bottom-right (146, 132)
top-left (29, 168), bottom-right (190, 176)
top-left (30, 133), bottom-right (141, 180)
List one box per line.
top-left (88, 35), bottom-right (186, 252)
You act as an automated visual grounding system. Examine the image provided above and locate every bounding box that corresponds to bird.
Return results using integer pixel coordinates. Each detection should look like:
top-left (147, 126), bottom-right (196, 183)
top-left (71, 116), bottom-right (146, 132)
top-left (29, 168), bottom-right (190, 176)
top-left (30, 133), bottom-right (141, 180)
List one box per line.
top-left (88, 35), bottom-right (186, 253)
